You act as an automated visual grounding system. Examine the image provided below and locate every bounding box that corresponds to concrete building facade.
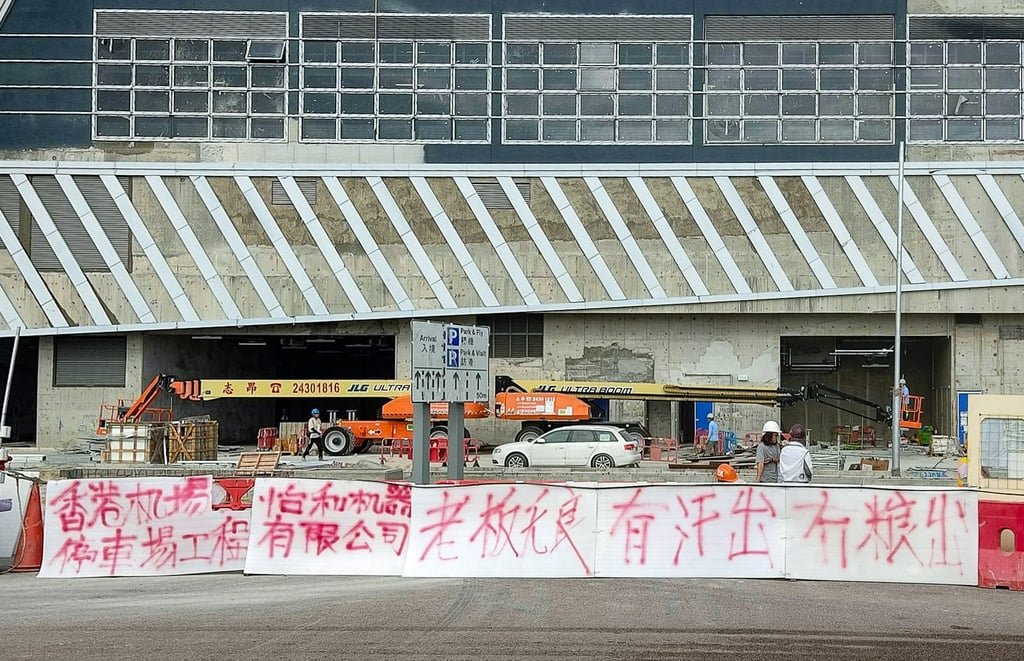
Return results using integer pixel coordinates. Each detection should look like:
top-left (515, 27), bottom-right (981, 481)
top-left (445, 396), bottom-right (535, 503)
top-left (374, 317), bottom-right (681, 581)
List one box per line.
top-left (0, 0), bottom-right (1023, 447)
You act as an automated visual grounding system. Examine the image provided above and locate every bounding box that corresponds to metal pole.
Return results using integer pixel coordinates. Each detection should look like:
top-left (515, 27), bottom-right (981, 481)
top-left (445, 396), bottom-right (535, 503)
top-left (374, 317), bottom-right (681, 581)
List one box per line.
top-left (0, 325), bottom-right (22, 451)
top-left (446, 402), bottom-right (465, 480)
top-left (411, 401), bottom-right (430, 485)
top-left (892, 141), bottom-right (905, 477)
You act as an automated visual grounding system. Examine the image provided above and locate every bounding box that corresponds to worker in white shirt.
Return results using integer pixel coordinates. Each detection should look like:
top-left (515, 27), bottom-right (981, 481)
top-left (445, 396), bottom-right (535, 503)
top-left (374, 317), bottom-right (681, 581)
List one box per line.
top-left (301, 408), bottom-right (324, 461)
top-left (779, 423), bottom-right (813, 483)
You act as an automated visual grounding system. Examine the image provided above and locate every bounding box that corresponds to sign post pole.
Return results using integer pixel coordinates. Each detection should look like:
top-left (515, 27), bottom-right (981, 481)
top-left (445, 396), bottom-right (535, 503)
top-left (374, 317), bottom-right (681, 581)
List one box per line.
top-left (447, 402), bottom-right (465, 480)
top-left (411, 401), bottom-right (430, 485)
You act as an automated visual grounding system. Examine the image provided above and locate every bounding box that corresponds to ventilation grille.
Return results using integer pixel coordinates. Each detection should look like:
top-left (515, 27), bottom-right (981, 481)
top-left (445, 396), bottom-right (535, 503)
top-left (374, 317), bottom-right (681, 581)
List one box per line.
top-left (271, 178), bottom-right (317, 205)
top-left (302, 13), bottom-right (491, 40)
top-left (1000, 325), bottom-right (1024, 340)
top-left (471, 178), bottom-right (531, 210)
top-left (29, 176), bottom-right (131, 272)
top-left (54, 336), bottom-right (127, 387)
top-left (504, 14), bottom-right (692, 41)
top-left (910, 16), bottom-right (1024, 40)
top-left (0, 175), bottom-right (19, 228)
top-left (704, 15), bottom-right (894, 41)
top-left (95, 10), bottom-right (288, 39)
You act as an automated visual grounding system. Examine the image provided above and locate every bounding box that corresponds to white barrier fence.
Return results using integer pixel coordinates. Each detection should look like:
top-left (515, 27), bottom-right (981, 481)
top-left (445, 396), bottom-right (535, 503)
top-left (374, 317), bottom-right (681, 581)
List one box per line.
top-left (37, 477), bottom-right (979, 585)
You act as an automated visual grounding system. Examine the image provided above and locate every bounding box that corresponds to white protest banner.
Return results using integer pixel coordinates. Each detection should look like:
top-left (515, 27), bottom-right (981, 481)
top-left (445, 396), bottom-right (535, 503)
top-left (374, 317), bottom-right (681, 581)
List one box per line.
top-left (404, 482), bottom-right (598, 577)
top-left (245, 479), bottom-right (412, 575)
top-left (594, 484), bottom-right (787, 578)
top-left (785, 485), bottom-right (978, 585)
top-left (39, 476), bottom-right (250, 578)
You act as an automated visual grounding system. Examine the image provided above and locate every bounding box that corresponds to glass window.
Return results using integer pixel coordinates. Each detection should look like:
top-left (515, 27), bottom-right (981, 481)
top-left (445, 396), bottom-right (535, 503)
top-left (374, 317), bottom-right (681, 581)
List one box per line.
top-left (301, 119), bottom-right (336, 140)
top-left (707, 43), bottom-right (740, 66)
top-left (859, 43), bottom-right (892, 65)
top-left (175, 40), bottom-right (209, 62)
top-left (541, 429), bottom-right (571, 444)
top-left (656, 44), bottom-right (688, 65)
top-left (456, 43), bottom-right (488, 64)
top-left (379, 93), bottom-right (412, 114)
top-left (417, 68), bottom-right (451, 90)
top-left (582, 94), bottom-right (614, 115)
top-left (986, 93), bottom-right (1020, 115)
top-left (135, 65), bottom-right (169, 87)
top-left (213, 117), bottom-right (247, 139)
top-left (251, 66), bottom-right (285, 89)
top-left (542, 94), bottom-right (576, 116)
top-left (340, 93), bottom-right (374, 115)
top-left (97, 65), bottom-right (131, 86)
top-left (506, 119), bottom-right (539, 141)
top-left (744, 69), bottom-right (778, 91)
top-left (251, 91), bottom-right (284, 114)
top-left (581, 43), bottom-right (615, 64)
top-left (173, 66), bottom-right (209, 88)
top-left (380, 42), bottom-right (414, 63)
top-left (340, 42), bottom-right (374, 63)
top-left (379, 68), bottom-right (413, 89)
top-left (986, 42), bottom-right (1021, 65)
top-left (707, 94), bottom-right (741, 116)
top-left (454, 93), bottom-right (487, 116)
top-left (580, 69), bottom-right (615, 91)
top-left (782, 43), bottom-right (816, 65)
top-left (544, 44), bottom-right (577, 65)
top-left (455, 69), bottom-right (488, 90)
top-left (416, 93), bottom-right (450, 115)
top-left (173, 91), bottom-right (208, 113)
top-left (247, 41), bottom-right (286, 62)
top-left (910, 42), bottom-right (943, 65)
top-left (340, 68), bottom-right (374, 89)
top-left (986, 68), bottom-right (1021, 91)
top-left (656, 69), bottom-right (689, 91)
top-left (569, 430), bottom-right (598, 443)
top-left (581, 119), bottom-right (614, 141)
top-left (507, 43), bottom-right (539, 64)
top-left (620, 44), bottom-right (652, 65)
top-left (619, 94), bottom-right (652, 116)
top-left (135, 90), bottom-right (169, 112)
top-left (507, 69), bottom-right (540, 90)
top-left (987, 119), bottom-right (1021, 141)
top-left (213, 91), bottom-right (246, 114)
top-left (213, 66), bottom-right (246, 88)
top-left (948, 41), bottom-right (982, 64)
top-left (820, 43), bottom-right (855, 64)
top-left (745, 94), bottom-right (779, 116)
top-left (619, 69), bottom-right (652, 91)
top-left (782, 119), bottom-right (816, 142)
top-left (948, 68), bottom-right (983, 91)
top-left (782, 95), bottom-right (815, 116)
top-left (543, 69), bottom-right (577, 90)
top-left (303, 41), bottom-right (337, 63)
top-left (655, 94), bottom-right (687, 116)
top-left (506, 94), bottom-right (538, 115)
top-left (96, 90), bottom-right (129, 112)
top-left (743, 43), bottom-right (778, 66)
top-left (341, 118), bottom-right (376, 139)
top-left (303, 68), bottom-right (337, 89)
top-left (136, 40), bottom-right (170, 61)
top-left (417, 42), bottom-right (451, 64)
top-left (97, 38), bottom-right (130, 60)
top-left (213, 41), bottom-right (247, 62)
top-left (782, 69), bottom-right (815, 90)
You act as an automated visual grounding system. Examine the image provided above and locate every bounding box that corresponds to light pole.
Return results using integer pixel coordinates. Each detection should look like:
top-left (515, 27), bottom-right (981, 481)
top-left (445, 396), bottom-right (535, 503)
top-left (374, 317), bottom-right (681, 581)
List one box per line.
top-left (891, 141), bottom-right (905, 477)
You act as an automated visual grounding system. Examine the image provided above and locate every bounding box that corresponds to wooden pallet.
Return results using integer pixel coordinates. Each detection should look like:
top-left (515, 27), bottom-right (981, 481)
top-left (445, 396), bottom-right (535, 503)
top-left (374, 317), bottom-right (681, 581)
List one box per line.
top-left (236, 451), bottom-right (280, 476)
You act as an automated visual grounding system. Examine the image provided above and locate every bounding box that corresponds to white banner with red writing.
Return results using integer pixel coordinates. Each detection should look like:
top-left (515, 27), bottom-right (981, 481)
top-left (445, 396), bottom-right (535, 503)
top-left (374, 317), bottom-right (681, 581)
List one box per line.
top-left (244, 479), bottom-right (412, 575)
top-left (785, 485), bottom-right (978, 585)
top-left (39, 476), bottom-right (250, 578)
top-left (404, 482), bottom-right (599, 577)
top-left (595, 485), bottom-right (788, 578)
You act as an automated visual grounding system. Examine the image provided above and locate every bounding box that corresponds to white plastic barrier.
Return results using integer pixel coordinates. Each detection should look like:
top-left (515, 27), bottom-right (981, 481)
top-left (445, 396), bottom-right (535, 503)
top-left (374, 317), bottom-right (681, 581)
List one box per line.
top-left (0, 473), bottom-right (33, 566)
top-left (39, 476), bottom-right (250, 578)
top-left (245, 478), bottom-right (411, 575)
top-left (35, 477), bottom-right (979, 586)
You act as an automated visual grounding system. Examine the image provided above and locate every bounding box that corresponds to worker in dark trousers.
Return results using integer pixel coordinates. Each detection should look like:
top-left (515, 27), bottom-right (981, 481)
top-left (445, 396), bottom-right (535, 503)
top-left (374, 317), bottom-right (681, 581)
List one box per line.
top-left (302, 408), bottom-right (324, 460)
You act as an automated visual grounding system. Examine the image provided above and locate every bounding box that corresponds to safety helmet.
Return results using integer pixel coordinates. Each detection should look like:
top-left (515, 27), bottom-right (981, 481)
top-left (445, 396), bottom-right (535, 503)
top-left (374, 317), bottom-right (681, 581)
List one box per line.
top-left (707, 412), bottom-right (715, 420)
top-left (715, 464), bottom-right (739, 483)
top-left (311, 408), bottom-right (320, 416)
top-left (899, 378), bottom-right (906, 385)
top-left (762, 420), bottom-right (781, 434)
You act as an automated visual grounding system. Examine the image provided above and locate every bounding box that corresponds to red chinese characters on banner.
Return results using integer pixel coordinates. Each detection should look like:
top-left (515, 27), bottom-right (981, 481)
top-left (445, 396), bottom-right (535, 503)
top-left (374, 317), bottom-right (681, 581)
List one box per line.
top-left (40, 476), bottom-right (250, 578)
top-left (245, 479), bottom-right (412, 575)
top-left (787, 488), bottom-right (976, 583)
top-left (406, 484), bottom-right (596, 577)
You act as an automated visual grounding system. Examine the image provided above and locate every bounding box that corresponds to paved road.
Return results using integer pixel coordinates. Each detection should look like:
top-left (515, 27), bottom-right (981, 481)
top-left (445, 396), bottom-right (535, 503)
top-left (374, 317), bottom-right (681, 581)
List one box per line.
top-left (3, 574), bottom-right (1021, 660)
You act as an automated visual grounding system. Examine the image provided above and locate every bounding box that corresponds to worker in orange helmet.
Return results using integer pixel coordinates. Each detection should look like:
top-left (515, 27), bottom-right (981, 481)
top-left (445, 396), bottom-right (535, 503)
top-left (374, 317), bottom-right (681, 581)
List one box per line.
top-left (715, 463), bottom-right (740, 483)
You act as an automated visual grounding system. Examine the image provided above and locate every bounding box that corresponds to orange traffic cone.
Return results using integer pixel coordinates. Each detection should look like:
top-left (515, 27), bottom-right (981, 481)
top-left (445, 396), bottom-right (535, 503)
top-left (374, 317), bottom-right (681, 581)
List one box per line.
top-left (10, 481), bottom-right (43, 573)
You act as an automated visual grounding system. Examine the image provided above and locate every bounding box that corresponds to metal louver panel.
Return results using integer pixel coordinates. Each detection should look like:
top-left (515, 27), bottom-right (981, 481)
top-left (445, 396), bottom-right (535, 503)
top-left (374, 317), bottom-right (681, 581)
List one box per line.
top-left (30, 176), bottom-right (131, 272)
top-left (704, 15), bottom-right (894, 41)
top-left (53, 336), bottom-right (127, 387)
top-left (470, 178), bottom-right (531, 210)
top-left (909, 17), bottom-right (1024, 40)
top-left (505, 15), bottom-right (692, 41)
top-left (0, 175), bottom-right (20, 229)
top-left (302, 13), bottom-right (490, 40)
top-left (271, 178), bottom-right (317, 205)
top-left (95, 10), bottom-right (288, 39)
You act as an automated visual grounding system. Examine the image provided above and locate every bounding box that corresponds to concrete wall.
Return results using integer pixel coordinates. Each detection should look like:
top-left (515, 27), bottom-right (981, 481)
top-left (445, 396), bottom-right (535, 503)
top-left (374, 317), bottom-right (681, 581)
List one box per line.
top-left (35, 334), bottom-right (143, 447)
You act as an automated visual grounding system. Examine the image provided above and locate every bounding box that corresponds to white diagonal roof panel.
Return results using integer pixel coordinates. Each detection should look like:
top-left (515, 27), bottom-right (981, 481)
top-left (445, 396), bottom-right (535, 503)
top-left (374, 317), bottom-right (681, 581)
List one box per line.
top-left (979, 175), bottom-right (1024, 259)
top-left (191, 176), bottom-right (287, 319)
top-left (55, 175), bottom-right (155, 324)
top-left (934, 174), bottom-right (1010, 280)
top-left (101, 175), bottom-right (199, 322)
top-left (671, 177), bottom-right (751, 295)
top-left (499, 176), bottom-right (584, 303)
top-left (411, 177), bottom-right (499, 308)
top-left (585, 177), bottom-right (666, 299)
top-left (146, 175), bottom-right (242, 320)
top-left (541, 177), bottom-right (627, 301)
top-left (715, 177), bottom-right (794, 292)
top-left (800, 176), bottom-right (879, 288)
top-left (235, 175), bottom-right (329, 317)
top-left (628, 177), bottom-right (709, 297)
top-left (889, 176), bottom-right (967, 282)
top-left (453, 176), bottom-right (539, 306)
top-left (279, 175), bottom-right (371, 314)
top-left (844, 176), bottom-right (925, 285)
top-left (13, 174), bottom-right (111, 325)
top-left (758, 176), bottom-right (836, 290)
top-left (322, 176), bottom-right (414, 312)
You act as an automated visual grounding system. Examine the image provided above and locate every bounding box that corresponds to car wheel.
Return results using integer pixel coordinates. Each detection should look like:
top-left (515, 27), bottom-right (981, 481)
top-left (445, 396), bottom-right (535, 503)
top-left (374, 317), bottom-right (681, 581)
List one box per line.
top-left (429, 425), bottom-right (449, 441)
top-left (514, 425), bottom-right (544, 444)
top-left (504, 453), bottom-right (528, 469)
top-left (322, 426), bottom-right (355, 456)
top-left (591, 454), bottom-right (615, 469)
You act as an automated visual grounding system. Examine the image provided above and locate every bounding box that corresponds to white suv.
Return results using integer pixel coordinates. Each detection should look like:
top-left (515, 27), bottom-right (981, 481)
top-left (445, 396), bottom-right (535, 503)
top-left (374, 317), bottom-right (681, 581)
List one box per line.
top-left (491, 425), bottom-right (642, 469)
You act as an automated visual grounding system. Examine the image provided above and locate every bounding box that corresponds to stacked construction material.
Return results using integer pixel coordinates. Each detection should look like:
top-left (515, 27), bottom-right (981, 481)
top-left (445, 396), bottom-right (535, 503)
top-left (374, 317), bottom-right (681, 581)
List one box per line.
top-left (166, 420), bottom-right (219, 463)
top-left (101, 423), bottom-right (166, 464)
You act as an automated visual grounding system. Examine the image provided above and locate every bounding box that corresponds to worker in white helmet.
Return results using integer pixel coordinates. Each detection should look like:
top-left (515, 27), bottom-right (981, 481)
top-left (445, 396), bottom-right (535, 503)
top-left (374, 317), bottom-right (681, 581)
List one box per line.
top-left (756, 420), bottom-right (782, 483)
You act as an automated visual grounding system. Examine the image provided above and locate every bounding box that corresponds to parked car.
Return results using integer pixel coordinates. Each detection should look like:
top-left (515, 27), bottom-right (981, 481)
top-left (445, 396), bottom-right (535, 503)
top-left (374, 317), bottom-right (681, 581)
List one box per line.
top-left (491, 424), bottom-right (642, 469)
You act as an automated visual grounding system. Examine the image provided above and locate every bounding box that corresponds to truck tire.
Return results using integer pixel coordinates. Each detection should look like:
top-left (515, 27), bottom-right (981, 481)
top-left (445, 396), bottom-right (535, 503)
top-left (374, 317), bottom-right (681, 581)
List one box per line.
top-left (515, 425), bottom-right (545, 444)
top-left (322, 426), bottom-right (355, 456)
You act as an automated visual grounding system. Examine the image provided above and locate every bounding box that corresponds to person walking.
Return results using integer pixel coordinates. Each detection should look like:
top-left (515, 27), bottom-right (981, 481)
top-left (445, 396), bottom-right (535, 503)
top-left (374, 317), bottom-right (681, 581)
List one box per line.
top-left (755, 420), bottom-right (782, 483)
top-left (707, 412), bottom-right (721, 456)
top-left (780, 423), bottom-right (813, 483)
top-left (301, 408), bottom-right (324, 460)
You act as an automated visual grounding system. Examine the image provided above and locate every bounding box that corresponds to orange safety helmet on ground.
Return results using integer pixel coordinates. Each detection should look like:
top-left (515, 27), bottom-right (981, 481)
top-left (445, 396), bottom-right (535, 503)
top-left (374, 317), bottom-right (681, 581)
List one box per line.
top-left (715, 463), bottom-right (739, 483)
